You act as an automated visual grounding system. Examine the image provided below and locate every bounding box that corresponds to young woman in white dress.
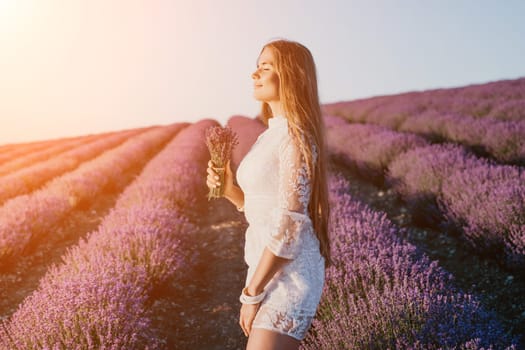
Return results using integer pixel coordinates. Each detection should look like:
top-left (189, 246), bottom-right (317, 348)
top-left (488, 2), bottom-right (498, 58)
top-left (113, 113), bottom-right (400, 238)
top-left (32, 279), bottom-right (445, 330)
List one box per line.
top-left (206, 38), bottom-right (331, 350)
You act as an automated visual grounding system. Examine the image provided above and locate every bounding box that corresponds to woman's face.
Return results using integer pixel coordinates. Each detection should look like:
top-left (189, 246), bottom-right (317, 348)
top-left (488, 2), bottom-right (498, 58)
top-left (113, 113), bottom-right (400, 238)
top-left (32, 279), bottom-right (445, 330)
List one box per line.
top-left (251, 47), bottom-right (280, 103)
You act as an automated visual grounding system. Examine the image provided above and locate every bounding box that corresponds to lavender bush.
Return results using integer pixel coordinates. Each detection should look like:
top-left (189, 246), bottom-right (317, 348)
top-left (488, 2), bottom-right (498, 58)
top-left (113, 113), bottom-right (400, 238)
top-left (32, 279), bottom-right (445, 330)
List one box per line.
top-left (486, 99), bottom-right (525, 121)
top-left (387, 144), bottom-right (486, 198)
top-left (386, 143), bottom-right (485, 226)
top-left (300, 174), bottom-right (518, 349)
top-left (439, 164), bottom-right (525, 266)
top-left (326, 121), bottom-right (385, 177)
top-left (326, 119), bottom-right (428, 184)
top-left (483, 120), bottom-right (525, 164)
top-left (507, 224), bottom-right (525, 268)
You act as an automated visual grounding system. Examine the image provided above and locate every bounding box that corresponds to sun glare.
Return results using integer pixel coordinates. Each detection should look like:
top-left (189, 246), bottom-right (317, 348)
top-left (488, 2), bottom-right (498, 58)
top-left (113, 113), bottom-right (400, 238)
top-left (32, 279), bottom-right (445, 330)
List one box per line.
top-left (0, 0), bottom-right (17, 22)
top-left (0, 0), bottom-right (35, 32)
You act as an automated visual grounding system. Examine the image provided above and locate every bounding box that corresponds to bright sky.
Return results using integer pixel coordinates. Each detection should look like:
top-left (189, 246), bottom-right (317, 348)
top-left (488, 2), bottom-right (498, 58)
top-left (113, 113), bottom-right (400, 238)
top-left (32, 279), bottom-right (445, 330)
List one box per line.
top-left (1, 0), bottom-right (524, 144)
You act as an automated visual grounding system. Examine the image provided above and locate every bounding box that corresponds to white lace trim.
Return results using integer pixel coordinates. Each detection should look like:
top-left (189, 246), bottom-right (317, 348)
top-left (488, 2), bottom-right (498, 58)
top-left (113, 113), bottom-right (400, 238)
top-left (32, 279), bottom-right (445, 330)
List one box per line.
top-left (252, 304), bottom-right (314, 341)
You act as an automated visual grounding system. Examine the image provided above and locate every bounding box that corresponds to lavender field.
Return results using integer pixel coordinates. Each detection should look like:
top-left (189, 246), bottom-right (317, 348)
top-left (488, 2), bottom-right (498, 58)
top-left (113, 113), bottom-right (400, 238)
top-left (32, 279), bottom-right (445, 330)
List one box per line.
top-left (0, 77), bottom-right (524, 349)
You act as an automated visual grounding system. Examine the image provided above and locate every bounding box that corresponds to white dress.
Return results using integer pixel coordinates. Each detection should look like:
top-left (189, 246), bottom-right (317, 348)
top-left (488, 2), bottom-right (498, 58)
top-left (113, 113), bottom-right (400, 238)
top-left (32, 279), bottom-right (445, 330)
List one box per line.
top-left (236, 114), bottom-right (325, 341)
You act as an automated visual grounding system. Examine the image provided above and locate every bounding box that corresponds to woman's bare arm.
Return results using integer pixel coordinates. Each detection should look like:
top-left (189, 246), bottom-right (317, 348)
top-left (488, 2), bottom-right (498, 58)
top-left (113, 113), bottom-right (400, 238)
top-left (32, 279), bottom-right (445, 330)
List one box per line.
top-left (223, 183), bottom-right (245, 210)
top-left (245, 247), bottom-right (291, 296)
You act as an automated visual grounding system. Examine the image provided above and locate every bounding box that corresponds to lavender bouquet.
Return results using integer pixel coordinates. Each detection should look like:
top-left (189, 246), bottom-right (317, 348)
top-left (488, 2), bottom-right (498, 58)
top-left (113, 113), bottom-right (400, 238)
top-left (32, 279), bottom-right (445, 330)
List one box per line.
top-left (205, 126), bottom-right (239, 200)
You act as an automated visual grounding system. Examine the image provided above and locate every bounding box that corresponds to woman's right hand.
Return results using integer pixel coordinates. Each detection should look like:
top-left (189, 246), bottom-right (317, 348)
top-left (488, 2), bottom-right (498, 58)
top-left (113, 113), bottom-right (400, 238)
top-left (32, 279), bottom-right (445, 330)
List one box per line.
top-left (206, 159), bottom-right (234, 198)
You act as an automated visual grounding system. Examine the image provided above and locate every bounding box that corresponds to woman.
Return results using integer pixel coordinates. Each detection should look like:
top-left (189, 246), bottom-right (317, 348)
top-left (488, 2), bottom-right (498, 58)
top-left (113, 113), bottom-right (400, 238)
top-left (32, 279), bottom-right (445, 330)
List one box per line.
top-left (206, 38), bottom-right (331, 350)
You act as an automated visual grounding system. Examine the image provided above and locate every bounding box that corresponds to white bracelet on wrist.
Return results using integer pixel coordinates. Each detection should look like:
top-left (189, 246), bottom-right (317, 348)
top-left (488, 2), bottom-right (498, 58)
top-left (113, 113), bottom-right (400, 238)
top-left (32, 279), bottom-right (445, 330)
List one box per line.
top-left (239, 286), bottom-right (266, 304)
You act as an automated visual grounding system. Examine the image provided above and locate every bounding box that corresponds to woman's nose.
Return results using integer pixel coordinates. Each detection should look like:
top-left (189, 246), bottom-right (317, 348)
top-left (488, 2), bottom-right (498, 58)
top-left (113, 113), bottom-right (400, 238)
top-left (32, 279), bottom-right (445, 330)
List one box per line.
top-left (251, 69), bottom-right (260, 80)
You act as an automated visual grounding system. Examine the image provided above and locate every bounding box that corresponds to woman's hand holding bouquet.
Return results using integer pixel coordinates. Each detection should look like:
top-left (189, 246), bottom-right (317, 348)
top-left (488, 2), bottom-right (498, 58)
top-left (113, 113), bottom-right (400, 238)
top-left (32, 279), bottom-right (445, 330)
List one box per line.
top-left (205, 126), bottom-right (239, 200)
top-left (206, 159), bottom-right (235, 198)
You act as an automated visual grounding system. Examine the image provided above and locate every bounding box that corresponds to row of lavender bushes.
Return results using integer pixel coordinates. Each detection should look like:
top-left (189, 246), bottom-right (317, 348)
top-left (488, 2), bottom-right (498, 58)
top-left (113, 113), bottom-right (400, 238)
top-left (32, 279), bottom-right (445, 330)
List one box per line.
top-left (412, 78), bottom-right (525, 121)
top-left (322, 77), bottom-right (525, 164)
top-left (324, 116), bottom-right (525, 270)
top-left (0, 132), bottom-right (102, 177)
top-left (0, 140), bottom-right (54, 159)
top-left (323, 77), bottom-right (525, 122)
top-left (0, 119), bottom-right (215, 349)
top-left (0, 125), bottom-right (182, 268)
top-left (0, 133), bottom-right (102, 165)
top-left (301, 173), bottom-right (518, 349)
top-left (0, 128), bottom-right (147, 205)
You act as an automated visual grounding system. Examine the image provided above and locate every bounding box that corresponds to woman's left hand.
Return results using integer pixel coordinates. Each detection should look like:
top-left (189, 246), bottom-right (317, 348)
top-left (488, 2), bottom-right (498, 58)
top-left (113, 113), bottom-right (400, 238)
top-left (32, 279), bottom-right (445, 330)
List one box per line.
top-left (239, 303), bottom-right (261, 337)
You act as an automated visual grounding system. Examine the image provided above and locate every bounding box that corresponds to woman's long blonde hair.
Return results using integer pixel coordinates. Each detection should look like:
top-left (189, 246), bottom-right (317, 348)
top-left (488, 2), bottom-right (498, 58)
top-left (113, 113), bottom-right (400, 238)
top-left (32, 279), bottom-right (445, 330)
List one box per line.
top-left (258, 39), bottom-right (331, 268)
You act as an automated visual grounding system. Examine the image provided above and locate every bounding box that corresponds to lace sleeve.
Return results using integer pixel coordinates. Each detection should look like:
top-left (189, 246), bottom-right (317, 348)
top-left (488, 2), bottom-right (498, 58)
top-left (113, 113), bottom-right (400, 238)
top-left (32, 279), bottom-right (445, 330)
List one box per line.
top-left (266, 135), bottom-right (316, 260)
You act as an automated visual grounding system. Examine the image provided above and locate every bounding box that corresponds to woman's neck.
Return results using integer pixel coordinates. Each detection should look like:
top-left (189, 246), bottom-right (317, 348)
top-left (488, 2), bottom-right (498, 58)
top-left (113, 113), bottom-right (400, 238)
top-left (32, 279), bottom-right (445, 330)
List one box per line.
top-left (267, 101), bottom-right (284, 117)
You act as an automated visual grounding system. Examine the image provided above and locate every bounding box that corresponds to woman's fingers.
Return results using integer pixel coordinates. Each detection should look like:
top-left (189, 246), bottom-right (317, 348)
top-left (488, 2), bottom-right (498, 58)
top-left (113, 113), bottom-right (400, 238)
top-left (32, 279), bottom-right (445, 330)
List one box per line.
top-left (206, 175), bottom-right (221, 187)
top-left (206, 160), bottom-right (220, 189)
top-left (206, 163), bottom-right (220, 179)
top-left (239, 318), bottom-right (247, 337)
top-left (207, 173), bottom-right (220, 185)
top-left (240, 307), bottom-right (249, 337)
top-left (245, 312), bottom-right (255, 335)
top-left (240, 304), bottom-right (260, 337)
top-left (207, 170), bottom-right (219, 181)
